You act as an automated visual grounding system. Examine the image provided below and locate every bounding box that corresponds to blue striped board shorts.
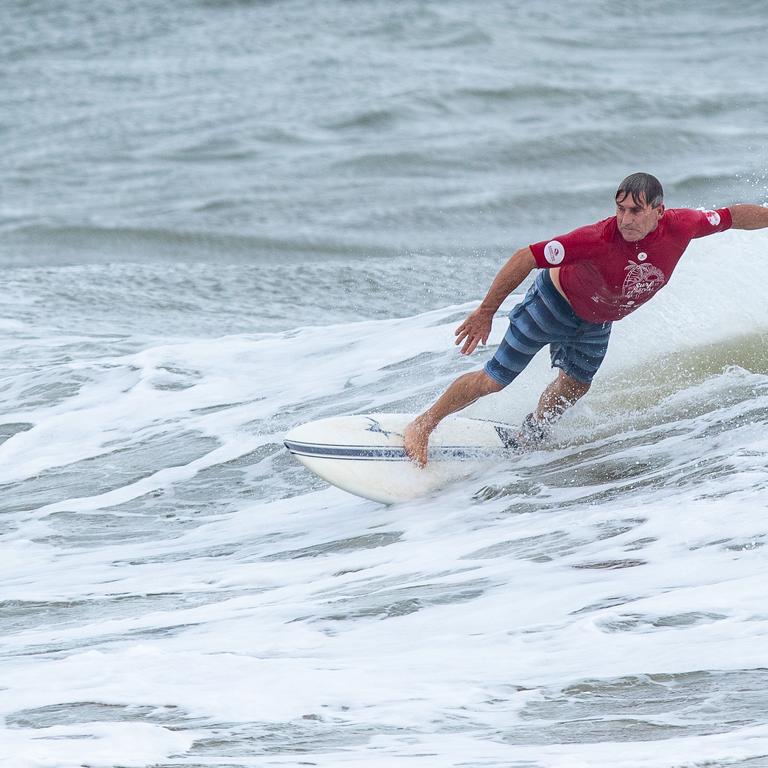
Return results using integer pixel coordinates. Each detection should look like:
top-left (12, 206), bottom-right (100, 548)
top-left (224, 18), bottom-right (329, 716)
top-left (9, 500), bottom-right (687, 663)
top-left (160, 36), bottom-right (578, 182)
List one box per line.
top-left (484, 270), bottom-right (612, 387)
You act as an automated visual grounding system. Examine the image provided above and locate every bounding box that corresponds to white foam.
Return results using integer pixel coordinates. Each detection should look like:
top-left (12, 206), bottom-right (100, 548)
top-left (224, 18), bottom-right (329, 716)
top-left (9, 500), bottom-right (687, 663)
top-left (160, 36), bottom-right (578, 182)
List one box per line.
top-left (1, 229), bottom-right (767, 765)
top-left (2, 722), bottom-right (196, 768)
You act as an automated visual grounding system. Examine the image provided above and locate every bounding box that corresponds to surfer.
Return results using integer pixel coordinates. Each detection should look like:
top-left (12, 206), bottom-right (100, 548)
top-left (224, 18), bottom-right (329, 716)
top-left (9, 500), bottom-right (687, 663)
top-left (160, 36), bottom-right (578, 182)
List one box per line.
top-left (404, 172), bottom-right (768, 466)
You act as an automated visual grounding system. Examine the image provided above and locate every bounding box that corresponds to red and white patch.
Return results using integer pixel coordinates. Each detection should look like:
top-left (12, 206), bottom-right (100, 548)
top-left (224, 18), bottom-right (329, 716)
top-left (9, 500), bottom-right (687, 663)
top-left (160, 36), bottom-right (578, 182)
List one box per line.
top-left (705, 210), bottom-right (721, 227)
top-left (544, 240), bottom-right (565, 265)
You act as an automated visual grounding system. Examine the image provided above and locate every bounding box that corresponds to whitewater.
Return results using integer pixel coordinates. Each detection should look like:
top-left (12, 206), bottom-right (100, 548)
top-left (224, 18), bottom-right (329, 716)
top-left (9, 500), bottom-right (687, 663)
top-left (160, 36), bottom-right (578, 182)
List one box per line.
top-left (2, 223), bottom-right (768, 766)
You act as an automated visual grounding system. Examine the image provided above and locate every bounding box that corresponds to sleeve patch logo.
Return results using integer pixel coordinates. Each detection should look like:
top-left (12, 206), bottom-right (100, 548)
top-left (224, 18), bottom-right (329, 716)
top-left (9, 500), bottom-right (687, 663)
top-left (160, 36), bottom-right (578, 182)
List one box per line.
top-left (705, 210), bottom-right (721, 227)
top-left (544, 240), bottom-right (565, 265)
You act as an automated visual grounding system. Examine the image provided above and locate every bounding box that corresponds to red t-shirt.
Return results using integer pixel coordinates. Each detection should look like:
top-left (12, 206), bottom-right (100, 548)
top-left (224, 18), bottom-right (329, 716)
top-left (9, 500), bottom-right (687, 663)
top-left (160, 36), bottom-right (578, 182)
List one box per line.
top-left (529, 207), bottom-right (733, 323)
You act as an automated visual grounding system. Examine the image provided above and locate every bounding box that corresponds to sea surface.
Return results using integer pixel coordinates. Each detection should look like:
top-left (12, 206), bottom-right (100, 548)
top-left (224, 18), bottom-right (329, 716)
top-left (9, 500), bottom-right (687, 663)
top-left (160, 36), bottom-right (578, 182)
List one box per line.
top-left (2, 1), bottom-right (768, 766)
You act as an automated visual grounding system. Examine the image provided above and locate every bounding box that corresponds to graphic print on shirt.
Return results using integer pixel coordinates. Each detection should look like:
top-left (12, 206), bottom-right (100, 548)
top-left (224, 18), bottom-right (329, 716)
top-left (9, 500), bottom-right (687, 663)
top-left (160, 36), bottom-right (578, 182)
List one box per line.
top-left (622, 260), bottom-right (666, 301)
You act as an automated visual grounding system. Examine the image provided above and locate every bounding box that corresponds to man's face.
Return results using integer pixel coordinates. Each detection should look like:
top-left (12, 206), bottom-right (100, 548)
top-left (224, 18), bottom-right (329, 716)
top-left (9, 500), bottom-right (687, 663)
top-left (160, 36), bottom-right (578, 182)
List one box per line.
top-left (615, 192), bottom-right (664, 242)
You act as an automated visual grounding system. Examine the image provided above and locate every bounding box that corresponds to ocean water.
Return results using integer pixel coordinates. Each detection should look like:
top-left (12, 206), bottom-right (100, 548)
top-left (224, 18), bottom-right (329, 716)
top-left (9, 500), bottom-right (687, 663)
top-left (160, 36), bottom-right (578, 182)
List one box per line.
top-left (2, 1), bottom-right (768, 766)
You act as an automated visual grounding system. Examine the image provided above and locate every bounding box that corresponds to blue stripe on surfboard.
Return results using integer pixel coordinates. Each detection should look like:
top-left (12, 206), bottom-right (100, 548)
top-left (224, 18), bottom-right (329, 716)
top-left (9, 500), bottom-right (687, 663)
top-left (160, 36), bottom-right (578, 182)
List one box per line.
top-left (284, 439), bottom-right (512, 462)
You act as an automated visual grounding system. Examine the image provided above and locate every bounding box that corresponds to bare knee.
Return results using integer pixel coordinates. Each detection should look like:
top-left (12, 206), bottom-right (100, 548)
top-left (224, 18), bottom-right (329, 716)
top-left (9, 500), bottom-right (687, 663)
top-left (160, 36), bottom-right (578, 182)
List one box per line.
top-left (454, 369), bottom-right (504, 395)
top-left (475, 369), bottom-right (506, 395)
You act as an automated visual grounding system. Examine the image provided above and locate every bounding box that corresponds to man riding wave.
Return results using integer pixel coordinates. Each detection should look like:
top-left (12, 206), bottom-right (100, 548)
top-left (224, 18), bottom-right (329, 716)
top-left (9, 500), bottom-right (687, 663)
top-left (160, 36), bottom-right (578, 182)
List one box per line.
top-left (404, 172), bottom-right (768, 465)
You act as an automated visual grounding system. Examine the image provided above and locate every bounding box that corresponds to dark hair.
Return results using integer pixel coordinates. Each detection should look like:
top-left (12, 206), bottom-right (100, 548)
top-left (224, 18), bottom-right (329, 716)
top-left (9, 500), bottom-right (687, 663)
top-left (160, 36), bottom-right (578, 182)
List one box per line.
top-left (615, 172), bottom-right (664, 208)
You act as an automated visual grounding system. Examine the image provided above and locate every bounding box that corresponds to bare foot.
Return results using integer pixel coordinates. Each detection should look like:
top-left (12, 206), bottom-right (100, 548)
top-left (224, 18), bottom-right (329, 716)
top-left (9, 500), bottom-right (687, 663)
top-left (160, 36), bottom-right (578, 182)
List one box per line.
top-left (403, 416), bottom-right (434, 467)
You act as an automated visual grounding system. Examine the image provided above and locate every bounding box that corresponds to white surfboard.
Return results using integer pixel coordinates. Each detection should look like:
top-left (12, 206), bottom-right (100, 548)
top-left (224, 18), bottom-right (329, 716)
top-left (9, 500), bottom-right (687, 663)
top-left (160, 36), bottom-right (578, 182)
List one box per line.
top-left (284, 413), bottom-right (519, 504)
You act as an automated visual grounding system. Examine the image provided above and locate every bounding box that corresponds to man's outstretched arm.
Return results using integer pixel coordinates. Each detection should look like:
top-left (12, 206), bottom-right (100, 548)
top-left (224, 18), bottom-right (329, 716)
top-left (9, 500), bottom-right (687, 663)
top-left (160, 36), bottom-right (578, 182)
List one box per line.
top-left (729, 204), bottom-right (768, 230)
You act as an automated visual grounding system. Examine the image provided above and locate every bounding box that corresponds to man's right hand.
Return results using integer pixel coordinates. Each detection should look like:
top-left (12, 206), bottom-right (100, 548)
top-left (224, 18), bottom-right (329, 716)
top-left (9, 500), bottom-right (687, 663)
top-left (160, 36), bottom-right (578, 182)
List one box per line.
top-left (454, 307), bottom-right (494, 355)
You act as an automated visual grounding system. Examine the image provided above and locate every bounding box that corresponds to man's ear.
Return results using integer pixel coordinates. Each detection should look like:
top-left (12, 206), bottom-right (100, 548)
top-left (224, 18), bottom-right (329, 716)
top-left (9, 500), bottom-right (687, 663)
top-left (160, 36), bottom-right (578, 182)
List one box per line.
top-left (656, 203), bottom-right (665, 218)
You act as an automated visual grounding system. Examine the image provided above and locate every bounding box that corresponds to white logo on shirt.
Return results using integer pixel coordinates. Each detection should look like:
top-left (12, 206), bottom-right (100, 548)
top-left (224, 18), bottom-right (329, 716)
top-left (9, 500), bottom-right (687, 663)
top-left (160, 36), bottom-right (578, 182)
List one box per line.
top-left (637, 252), bottom-right (648, 261)
top-left (705, 210), bottom-right (721, 227)
top-left (623, 261), bottom-right (666, 300)
top-left (544, 240), bottom-right (565, 265)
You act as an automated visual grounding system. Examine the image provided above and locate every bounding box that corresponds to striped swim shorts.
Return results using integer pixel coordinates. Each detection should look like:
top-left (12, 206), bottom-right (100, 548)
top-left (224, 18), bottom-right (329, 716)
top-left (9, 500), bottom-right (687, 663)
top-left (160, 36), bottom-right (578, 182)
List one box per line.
top-left (484, 270), bottom-right (612, 387)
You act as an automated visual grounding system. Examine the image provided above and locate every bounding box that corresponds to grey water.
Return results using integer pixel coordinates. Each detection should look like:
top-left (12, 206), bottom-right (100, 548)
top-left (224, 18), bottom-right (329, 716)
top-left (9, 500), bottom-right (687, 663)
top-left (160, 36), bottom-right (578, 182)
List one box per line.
top-left (3, 1), bottom-right (768, 332)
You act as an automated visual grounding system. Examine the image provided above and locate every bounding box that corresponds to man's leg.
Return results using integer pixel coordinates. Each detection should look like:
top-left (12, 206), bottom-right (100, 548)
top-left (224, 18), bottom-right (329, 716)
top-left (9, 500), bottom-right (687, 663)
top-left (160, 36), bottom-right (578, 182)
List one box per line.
top-left (403, 370), bottom-right (504, 467)
top-left (512, 370), bottom-right (590, 450)
top-left (534, 369), bottom-right (590, 422)
top-left (513, 318), bottom-right (611, 450)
